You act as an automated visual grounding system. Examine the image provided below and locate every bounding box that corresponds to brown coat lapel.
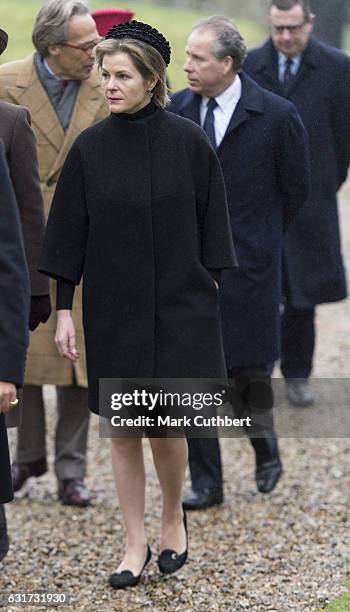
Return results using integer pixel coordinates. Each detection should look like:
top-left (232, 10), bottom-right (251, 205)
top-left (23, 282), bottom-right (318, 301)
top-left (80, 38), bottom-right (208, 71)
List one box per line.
top-left (47, 70), bottom-right (106, 181)
top-left (6, 55), bottom-right (64, 152)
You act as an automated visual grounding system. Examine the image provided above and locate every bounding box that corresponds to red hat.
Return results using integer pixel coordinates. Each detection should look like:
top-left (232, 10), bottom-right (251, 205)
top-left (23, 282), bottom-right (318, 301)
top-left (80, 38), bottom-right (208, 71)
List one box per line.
top-left (91, 8), bottom-right (135, 37)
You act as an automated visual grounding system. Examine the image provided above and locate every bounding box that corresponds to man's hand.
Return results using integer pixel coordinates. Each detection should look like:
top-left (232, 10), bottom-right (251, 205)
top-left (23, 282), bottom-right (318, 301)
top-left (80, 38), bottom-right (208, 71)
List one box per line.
top-left (55, 310), bottom-right (79, 361)
top-left (0, 382), bottom-right (17, 413)
top-left (29, 295), bottom-right (51, 330)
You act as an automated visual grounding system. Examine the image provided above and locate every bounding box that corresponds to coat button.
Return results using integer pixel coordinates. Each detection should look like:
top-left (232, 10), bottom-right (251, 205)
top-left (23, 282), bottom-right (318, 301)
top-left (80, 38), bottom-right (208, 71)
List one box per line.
top-left (46, 178), bottom-right (55, 187)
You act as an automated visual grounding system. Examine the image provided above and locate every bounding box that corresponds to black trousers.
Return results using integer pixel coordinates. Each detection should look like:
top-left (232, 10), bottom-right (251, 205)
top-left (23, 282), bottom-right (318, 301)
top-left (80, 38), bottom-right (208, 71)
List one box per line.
top-left (281, 305), bottom-right (315, 379)
top-left (0, 414), bottom-right (13, 504)
top-left (188, 364), bottom-right (277, 492)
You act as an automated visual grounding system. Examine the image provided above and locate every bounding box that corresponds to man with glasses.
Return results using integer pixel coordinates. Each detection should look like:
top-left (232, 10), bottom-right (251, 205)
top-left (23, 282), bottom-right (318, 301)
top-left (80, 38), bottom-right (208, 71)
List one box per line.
top-left (245, 0), bottom-right (350, 407)
top-left (0, 0), bottom-right (108, 506)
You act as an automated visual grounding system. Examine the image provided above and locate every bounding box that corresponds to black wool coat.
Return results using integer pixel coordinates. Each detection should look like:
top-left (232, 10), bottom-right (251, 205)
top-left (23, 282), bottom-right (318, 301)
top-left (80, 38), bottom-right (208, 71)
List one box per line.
top-left (39, 106), bottom-right (236, 414)
top-left (168, 74), bottom-right (310, 368)
top-left (0, 142), bottom-right (30, 503)
top-left (244, 37), bottom-right (350, 308)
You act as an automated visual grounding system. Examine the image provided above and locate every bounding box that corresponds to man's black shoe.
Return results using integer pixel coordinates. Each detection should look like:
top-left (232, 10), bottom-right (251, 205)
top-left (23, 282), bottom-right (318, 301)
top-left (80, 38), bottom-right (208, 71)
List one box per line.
top-left (11, 457), bottom-right (47, 492)
top-left (182, 488), bottom-right (223, 510)
top-left (256, 457), bottom-right (282, 493)
top-left (286, 379), bottom-right (314, 407)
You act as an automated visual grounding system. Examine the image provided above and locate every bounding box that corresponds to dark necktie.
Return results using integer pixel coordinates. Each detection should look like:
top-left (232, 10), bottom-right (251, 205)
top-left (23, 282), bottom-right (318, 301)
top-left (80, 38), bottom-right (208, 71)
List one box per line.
top-left (283, 58), bottom-right (294, 92)
top-left (203, 98), bottom-right (218, 149)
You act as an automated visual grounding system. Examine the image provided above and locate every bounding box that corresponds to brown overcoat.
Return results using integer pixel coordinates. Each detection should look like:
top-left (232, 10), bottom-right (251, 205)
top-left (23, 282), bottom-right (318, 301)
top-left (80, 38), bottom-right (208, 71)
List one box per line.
top-left (0, 99), bottom-right (48, 296)
top-left (0, 55), bottom-right (108, 385)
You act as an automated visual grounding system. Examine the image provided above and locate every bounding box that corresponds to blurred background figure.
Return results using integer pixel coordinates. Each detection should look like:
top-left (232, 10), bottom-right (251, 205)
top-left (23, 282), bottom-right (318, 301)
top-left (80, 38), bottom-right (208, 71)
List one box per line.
top-left (245, 0), bottom-right (350, 407)
top-left (0, 136), bottom-right (30, 562)
top-left (0, 0), bottom-right (108, 506)
top-left (311, 0), bottom-right (349, 49)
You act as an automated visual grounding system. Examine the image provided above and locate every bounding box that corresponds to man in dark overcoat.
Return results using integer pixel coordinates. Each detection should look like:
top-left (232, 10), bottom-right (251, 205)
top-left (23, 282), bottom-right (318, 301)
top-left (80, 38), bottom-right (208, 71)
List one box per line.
top-left (168, 16), bottom-right (310, 509)
top-left (244, 0), bottom-right (350, 407)
top-left (0, 27), bottom-right (49, 430)
top-left (0, 140), bottom-right (30, 561)
top-left (0, 98), bottom-right (50, 331)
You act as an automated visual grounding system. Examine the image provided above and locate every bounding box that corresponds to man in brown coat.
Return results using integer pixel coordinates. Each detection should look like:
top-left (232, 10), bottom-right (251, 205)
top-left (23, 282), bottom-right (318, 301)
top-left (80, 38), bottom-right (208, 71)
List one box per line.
top-left (0, 28), bottom-right (49, 432)
top-left (0, 1), bottom-right (108, 505)
top-left (0, 28), bottom-right (50, 339)
top-left (0, 27), bottom-right (31, 563)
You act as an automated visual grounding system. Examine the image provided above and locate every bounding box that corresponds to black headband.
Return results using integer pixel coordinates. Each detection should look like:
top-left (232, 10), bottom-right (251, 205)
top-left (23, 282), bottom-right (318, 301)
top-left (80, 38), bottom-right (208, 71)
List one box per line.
top-left (105, 20), bottom-right (171, 66)
top-left (0, 28), bottom-right (8, 55)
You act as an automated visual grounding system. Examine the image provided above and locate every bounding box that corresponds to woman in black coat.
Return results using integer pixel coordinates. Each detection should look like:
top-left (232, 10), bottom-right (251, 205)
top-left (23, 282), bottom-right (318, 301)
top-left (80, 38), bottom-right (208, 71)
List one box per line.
top-left (0, 138), bottom-right (30, 561)
top-left (39, 22), bottom-right (235, 587)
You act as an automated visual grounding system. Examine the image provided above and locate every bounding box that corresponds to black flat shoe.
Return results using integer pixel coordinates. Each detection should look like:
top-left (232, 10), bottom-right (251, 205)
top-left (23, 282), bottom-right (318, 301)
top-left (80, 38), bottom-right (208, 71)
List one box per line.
top-left (109, 544), bottom-right (152, 589)
top-left (158, 513), bottom-right (188, 575)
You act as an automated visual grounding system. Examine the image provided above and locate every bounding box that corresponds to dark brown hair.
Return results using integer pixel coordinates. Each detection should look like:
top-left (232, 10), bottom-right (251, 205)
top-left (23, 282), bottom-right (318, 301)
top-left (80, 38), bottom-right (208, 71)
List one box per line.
top-left (269, 0), bottom-right (312, 18)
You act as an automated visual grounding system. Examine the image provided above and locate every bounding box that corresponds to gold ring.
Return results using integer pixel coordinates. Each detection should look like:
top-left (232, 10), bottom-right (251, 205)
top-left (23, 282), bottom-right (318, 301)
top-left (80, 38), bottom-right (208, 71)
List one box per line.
top-left (9, 398), bottom-right (19, 406)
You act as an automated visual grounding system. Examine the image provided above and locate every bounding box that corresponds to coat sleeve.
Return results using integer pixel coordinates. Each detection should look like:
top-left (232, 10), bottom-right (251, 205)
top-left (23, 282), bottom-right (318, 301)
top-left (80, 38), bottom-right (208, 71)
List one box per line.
top-left (273, 102), bottom-right (311, 229)
top-left (190, 130), bottom-right (237, 269)
top-left (38, 139), bottom-right (89, 285)
top-left (331, 55), bottom-right (350, 189)
top-left (7, 106), bottom-right (49, 296)
top-left (0, 142), bottom-right (30, 386)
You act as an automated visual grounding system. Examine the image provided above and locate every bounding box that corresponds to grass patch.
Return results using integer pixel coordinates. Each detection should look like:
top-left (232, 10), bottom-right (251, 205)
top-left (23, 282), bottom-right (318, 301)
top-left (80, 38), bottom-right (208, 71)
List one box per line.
top-left (325, 581), bottom-right (350, 611)
top-left (1, 0), bottom-right (266, 90)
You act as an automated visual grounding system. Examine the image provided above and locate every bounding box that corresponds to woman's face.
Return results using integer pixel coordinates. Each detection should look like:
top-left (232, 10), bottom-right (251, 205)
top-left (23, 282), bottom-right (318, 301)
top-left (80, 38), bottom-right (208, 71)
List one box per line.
top-left (101, 52), bottom-right (156, 114)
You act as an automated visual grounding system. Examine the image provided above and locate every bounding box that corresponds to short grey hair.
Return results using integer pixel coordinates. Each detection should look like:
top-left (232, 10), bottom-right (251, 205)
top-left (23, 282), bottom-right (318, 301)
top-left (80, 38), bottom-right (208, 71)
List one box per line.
top-left (192, 16), bottom-right (247, 72)
top-left (32, 0), bottom-right (90, 57)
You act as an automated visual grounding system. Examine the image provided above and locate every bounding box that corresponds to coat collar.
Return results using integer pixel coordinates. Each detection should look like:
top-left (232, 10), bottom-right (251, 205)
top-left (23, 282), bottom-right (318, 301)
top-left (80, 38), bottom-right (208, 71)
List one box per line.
top-left (47, 70), bottom-right (106, 180)
top-left (250, 36), bottom-right (319, 97)
top-left (176, 73), bottom-right (264, 148)
top-left (6, 55), bottom-right (64, 151)
top-left (6, 55), bottom-right (106, 179)
top-left (223, 73), bottom-right (264, 141)
top-left (176, 89), bottom-right (202, 125)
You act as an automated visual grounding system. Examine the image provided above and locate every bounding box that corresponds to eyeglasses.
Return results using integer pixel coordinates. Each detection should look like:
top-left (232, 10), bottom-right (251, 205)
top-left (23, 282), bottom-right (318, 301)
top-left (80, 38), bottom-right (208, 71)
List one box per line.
top-left (59, 39), bottom-right (101, 54)
top-left (271, 22), bottom-right (306, 34)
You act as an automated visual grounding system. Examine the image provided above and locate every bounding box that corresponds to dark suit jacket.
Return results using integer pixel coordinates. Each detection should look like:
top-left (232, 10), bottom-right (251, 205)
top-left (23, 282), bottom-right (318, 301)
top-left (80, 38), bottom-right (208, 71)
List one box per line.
top-left (168, 74), bottom-right (310, 367)
top-left (0, 100), bottom-right (48, 296)
top-left (0, 141), bottom-right (30, 503)
top-left (244, 37), bottom-right (350, 307)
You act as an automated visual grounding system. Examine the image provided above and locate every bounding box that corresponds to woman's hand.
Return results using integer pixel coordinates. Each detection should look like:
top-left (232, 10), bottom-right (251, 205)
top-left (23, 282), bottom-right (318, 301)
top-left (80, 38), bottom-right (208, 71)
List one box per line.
top-left (55, 310), bottom-right (79, 361)
top-left (0, 382), bottom-right (17, 413)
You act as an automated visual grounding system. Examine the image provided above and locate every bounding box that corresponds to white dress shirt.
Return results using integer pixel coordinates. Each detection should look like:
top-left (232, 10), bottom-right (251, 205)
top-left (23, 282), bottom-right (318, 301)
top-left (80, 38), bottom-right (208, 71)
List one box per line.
top-left (200, 74), bottom-right (242, 148)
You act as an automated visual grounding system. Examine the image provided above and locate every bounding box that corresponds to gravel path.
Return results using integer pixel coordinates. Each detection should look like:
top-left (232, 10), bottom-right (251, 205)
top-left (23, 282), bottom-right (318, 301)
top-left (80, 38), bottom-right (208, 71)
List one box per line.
top-left (2, 183), bottom-right (350, 611)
